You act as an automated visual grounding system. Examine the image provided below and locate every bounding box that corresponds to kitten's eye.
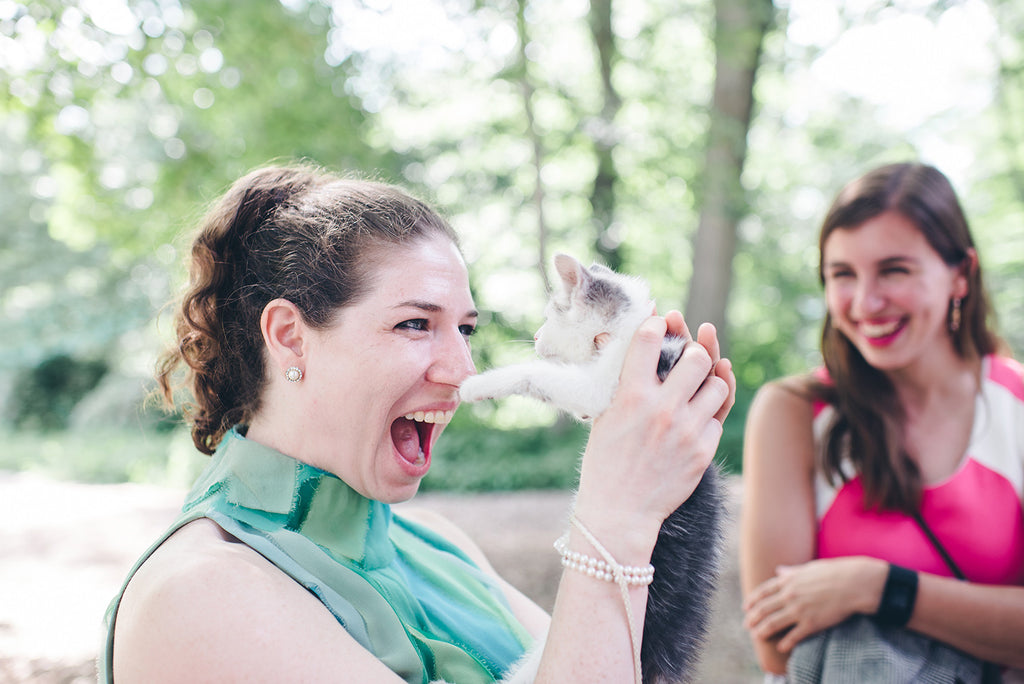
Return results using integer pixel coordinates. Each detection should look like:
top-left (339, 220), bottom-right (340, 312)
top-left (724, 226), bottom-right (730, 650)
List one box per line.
top-left (459, 324), bottom-right (477, 338)
top-left (397, 319), bottom-right (428, 332)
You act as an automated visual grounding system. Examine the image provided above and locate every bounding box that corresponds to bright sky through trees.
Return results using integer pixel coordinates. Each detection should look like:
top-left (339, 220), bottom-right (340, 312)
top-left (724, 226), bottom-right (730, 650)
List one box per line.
top-left (784, 0), bottom-right (997, 186)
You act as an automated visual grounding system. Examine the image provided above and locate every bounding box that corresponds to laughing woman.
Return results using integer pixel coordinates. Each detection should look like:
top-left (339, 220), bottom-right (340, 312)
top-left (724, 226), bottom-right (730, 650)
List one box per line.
top-left (740, 163), bottom-right (1024, 683)
top-left (100, 164), bottom-right (736, 683)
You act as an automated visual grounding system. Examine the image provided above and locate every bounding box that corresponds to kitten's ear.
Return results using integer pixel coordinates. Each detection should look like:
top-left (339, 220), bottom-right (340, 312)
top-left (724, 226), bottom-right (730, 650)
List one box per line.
top-left (594, 332), bottom-right (611, 350)
top-left (553, 253), bottom-right (588, 294)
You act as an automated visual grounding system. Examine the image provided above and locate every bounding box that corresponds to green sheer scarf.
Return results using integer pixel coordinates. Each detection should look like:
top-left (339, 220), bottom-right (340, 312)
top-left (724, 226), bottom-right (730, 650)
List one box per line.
top-left (100, 429), bottom-right (531, 683)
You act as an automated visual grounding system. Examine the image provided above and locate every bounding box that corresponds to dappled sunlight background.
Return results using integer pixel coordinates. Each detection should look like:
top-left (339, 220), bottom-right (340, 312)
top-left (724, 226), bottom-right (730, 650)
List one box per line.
top-left (2, 0), bottom-right (1023, 485)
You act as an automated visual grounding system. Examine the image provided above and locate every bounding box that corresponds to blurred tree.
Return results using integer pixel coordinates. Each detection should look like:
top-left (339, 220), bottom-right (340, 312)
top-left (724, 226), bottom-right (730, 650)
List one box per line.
top-left (2, 0), bottom-right (1023, 484)
top-left (685, 0), bottom-right (773, 352)
top-left (513, 0), bottom-right (552, 291)
top-left (0, 0), bottom-right (385, 424)
top-left (587, 0), bottom-right (623, 271)
top-left (980, 0), bottom-right (1024, 353)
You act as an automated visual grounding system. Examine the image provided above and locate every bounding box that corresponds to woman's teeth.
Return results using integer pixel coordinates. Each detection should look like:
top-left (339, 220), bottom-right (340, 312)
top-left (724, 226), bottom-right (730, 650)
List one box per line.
top-left (860, 320), bottom-right (901, 338)
top-left (403, 410), bottom-right (454, 424)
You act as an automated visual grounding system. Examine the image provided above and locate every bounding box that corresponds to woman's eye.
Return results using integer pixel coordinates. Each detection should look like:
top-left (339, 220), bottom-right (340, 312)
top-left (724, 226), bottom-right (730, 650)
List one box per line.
top-left (459, 324), bottom-right (477, 338)
top-left (398, 319), bottom-right (428, 332)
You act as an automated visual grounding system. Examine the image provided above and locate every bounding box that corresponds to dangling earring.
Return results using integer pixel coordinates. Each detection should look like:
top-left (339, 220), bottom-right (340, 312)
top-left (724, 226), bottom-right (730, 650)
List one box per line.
top-left (284, 366), bottom-right (303, 382)
top-left (949, 297), bottom-right (962, 333)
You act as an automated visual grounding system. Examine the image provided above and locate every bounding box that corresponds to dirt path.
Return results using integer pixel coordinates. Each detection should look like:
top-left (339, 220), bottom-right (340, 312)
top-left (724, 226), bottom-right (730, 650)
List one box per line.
top-left (0, 472), bottom-right (760, 683)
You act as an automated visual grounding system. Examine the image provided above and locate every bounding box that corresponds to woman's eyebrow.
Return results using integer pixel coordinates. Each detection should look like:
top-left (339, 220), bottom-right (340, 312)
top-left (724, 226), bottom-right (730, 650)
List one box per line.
top-left (824, 255), bottom-right (915, 270)
top-left (395, 300), bottom-right (479, 318)
top-left (878, 256), bottom-right (915, 266)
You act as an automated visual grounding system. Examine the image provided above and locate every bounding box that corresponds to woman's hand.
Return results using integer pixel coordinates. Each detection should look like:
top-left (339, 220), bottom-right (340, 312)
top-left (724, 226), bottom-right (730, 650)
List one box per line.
top-left (573, 312), bottom-right (736, 561)
top-left (688, 315), bottom-right (736, 425)
top-left (743, 556), bottom-right (888, 653)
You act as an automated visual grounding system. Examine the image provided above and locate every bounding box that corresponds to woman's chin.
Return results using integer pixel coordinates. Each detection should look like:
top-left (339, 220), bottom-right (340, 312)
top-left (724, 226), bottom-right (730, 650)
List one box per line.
top-left (374, 447), bottom-right (428, 501)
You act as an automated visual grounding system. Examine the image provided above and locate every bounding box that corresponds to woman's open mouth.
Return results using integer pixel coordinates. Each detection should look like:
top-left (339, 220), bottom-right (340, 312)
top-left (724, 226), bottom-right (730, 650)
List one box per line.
top-left (859, 318), bottom-right (907, 346)
top-left (390, 410), bottom-right (454, 470)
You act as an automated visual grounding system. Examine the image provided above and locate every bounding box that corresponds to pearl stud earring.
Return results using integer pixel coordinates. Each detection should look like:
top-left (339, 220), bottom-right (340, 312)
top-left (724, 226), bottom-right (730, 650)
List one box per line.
top-left (284, 366), bottom-right (303, 382)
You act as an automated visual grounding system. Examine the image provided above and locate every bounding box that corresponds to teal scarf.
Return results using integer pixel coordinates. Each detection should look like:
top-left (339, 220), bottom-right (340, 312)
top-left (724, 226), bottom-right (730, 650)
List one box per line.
top-left (101, 429), bottom-right (531, 683)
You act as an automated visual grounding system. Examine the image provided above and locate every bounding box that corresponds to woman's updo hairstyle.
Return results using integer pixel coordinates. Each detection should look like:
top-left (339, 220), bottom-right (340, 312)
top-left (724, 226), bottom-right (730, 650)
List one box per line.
top-left (157, 163), bottom-right (458, 454)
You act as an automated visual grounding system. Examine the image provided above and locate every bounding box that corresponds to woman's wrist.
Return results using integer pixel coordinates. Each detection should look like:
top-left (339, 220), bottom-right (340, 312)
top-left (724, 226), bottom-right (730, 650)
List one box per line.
top-left (569, 496), bottom-right (661, 566)
top-left (873, 563), bottom-right (919, 626)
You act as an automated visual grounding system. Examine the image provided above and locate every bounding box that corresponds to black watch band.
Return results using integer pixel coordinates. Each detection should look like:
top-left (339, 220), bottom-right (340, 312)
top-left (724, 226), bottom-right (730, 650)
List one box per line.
top-left (874, 563), bottom-right (919, 627)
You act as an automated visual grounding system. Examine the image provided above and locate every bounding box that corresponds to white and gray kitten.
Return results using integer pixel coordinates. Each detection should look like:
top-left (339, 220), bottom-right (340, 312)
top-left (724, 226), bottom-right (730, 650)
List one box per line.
top-left (458, 254), bottom-right (725, 684)
top-left (460, 253), bottom-right (687, 419)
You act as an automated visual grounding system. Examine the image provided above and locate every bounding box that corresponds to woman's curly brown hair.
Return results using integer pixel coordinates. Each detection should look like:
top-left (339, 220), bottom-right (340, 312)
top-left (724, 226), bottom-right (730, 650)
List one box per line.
top-left (156, 163), bottom-right (458, 454)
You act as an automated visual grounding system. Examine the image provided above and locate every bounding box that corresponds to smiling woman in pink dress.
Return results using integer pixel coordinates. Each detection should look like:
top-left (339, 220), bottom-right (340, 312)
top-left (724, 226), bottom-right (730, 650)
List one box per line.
top-left (740, 162), bottom-right (1024, 683)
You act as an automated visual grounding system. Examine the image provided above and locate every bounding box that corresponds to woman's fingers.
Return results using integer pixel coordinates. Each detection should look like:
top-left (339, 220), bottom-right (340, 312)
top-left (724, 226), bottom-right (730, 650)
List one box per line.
top-left (712, 358), bottom-right (737, 423)
top-left (618, 315), bottom-right (669, 389)
top-left (663, 340), bottom-right (715, 397)
top-left (682, 318), bottom-right (736, 423)
top-left (663, 309), bottom-right (691, 341)
top-left (695, 321), bottom-right (721, 364)
top-left (744, 575), bottom-right (800, 643)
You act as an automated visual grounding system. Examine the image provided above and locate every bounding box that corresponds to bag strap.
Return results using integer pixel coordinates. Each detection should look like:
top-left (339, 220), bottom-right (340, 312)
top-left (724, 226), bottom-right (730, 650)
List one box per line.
top-left (912, 511), bottom-right (967, 581)
top-left (913, 513), bottom-right (1005, 682)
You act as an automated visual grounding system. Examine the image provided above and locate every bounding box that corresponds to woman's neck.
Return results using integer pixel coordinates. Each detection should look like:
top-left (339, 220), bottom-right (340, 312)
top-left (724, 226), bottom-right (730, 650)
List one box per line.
top-left (887, 346), bottom-right (981, 413)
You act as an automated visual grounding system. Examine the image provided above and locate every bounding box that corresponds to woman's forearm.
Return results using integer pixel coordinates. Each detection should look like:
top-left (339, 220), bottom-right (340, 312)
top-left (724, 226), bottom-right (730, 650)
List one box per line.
top-left (910, 574), bottom-right (1024, 668)
top-left (534, 512), bottom-right (659, 683)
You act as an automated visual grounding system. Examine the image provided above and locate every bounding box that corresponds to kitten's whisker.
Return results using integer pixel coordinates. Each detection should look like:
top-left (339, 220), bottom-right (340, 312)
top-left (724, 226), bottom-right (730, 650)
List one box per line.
top-left (472, 339), bottom-right (536, 352)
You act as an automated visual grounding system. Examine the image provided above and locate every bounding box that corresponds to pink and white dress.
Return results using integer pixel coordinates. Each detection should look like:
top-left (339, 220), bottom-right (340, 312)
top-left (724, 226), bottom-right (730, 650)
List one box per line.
top-left (813, 355), bottom-right (1024, 586)
top-left (810, 355), bottom-right (1024, 682)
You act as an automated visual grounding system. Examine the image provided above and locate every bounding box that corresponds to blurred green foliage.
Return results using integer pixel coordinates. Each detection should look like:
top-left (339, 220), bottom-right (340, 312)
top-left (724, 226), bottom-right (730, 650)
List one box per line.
top-left (8, 354), bottom-right (108, 429)
top-left (425, 413), bottom-right (590, 492)
top-left (3, 0), bottom-right (1024, 488)
top-left (0, 427), bottom-right (205, 485)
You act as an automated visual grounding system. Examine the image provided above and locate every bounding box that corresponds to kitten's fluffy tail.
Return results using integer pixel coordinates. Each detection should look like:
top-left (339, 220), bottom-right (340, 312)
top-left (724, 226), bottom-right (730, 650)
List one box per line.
top-left (433, 468), bottom-right (725, 684)
top-left (642, 464), bottom-right (726, 684)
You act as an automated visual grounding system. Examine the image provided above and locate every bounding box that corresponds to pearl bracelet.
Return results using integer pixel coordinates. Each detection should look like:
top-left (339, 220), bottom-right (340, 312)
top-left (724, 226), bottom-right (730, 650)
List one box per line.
top-left (553, 535), bottom-right (655, 586)
top-left (554, 513), bottom-right (653, 684)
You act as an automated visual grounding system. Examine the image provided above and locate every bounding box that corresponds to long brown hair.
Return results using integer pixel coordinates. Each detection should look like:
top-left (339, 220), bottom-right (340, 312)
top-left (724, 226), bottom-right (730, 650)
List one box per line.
top-left (810, 162), bottom-right (1001, 514)
top-left (157, 163), bottom-right (459, 454)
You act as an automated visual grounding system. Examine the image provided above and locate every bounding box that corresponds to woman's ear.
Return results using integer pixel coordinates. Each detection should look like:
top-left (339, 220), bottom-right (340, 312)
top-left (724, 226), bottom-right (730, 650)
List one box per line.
top-left (953, 248), bottom-right (979, 299)
top-left (260, 298), bottom-right (307, 371)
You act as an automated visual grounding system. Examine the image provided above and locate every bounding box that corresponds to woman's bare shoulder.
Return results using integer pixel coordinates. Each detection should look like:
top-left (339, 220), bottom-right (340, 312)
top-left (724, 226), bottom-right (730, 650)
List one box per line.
top-left (749, 374), bottom-right (818, 419)
top-left (118, 518), bottom-right (295, 615)
top-left (114, 519), bottom-right (318, 656)
top-left (113, 519), bottom-right (403, 682)
top-left (744, 374), bottom-right (819, 475)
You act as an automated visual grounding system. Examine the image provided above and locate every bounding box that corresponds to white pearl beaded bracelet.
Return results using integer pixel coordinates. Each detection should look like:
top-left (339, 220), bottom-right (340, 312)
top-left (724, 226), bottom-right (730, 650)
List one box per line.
top-left (553, 535), bottom-right (655, 586)
top-left (554, 513), bottom-right (654, 684)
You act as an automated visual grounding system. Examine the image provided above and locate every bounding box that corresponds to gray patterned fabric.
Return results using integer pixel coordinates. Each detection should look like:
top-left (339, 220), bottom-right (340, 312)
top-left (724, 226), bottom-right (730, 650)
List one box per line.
top-left (787, 615), bottom-right (998, 684)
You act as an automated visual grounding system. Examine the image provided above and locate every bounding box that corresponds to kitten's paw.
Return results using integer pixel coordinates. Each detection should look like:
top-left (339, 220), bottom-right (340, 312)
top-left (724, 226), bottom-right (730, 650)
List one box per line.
top-left (458, 374), bottom-right (495, 403)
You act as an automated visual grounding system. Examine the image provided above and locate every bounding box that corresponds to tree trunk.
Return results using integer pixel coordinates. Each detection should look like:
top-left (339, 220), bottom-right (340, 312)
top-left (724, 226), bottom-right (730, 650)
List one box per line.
top-left (515, 0), bottom-right (552, 291)
top-left (588, 0), bottom-right (623, 271)
top-left (685, 0), bottom-right (773, 352)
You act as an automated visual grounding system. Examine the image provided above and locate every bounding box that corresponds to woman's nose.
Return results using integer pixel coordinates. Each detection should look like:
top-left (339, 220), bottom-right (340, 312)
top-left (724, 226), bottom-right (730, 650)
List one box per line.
top-left (853, 280), bottom-right (886, 316)
top-left (427, 333), bottom-right (476, 387)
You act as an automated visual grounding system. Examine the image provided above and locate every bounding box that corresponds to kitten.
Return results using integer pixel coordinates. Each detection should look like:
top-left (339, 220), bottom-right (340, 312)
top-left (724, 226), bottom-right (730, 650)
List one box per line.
top-left (459, 254), bottom-right (725, 684)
